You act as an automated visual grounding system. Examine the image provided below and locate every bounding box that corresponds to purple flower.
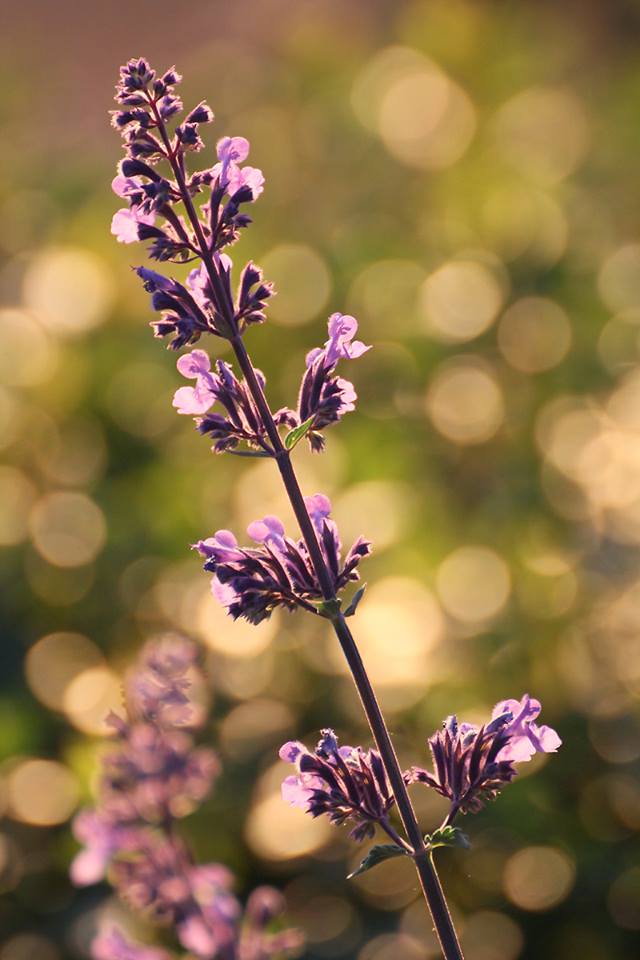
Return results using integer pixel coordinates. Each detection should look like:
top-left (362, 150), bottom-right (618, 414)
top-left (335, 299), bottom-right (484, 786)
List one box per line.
top-left (493, 694), bottom-right (562, 763)
top-left (275, 314), bottom-right (371, 452)
top-left (100, 722), bottom-right (219, 824)
top-left (280, 730), bottom-right (394, 842)
top-left (137, 266), bottom-right (216, 348)
top-left (112, 58), bottom-right (268, 307)
top-left (92, 928), bottom-right (171, 960)
top-left (406, 696), bottom-right (561, 816)
top-left (112, 206), bottom-right (156, 244)
top-left (70, 810), bottom-right (142, 886)
top-left (173, 349), bottom-right (273, 453)
top-left (214, 136), bottom-right (265, 199)
top-left (126, 635), bottom-right (200, 727)
top-left (195, 496), bottom-right (371, 624)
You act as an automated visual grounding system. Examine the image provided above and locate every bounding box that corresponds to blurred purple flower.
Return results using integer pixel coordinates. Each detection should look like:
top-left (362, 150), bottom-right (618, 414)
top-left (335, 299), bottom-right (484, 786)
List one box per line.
top-left (195, 496), bottom-right (371, 624)
top-left (70, 810), bottom-right (142, 886)
top-left (126, 635), bottom-right (201, 727)
top-left (406, 695), bottom-right (561, 816)
top-left (279, 729), bottom-right (394, 841)
top-left (275, 314), bottom-right (371, 451)
top-left (92, 928), bottom-right (171, 960)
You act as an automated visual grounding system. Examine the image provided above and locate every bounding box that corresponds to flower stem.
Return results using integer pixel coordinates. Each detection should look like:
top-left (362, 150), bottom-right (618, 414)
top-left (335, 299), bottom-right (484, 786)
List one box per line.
top-left (162, 128), bottom-right (464, 960)
top-left (232, 345), bottom-right (464, 960)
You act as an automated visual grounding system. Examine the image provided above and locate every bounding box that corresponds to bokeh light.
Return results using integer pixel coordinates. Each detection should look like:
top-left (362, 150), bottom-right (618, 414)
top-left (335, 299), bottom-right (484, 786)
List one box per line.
top-left (503, 847), bottom-right (575, 911)
top-left (420, 258), bottom-right (505, 343)
top-left (436, 545), bottom-right (511, 624)
top-left (326, 577), bottom-right (444, 709)
top-left (493, 87), bottom-right (590, 183)
top-left (6, 759), bottom-right (79, 826)
top-left (461, 911), bottom-right (523, 960)
top-left (23, 247), bottom-right (114, 336)
top-left (0, 466), bottom-right (36, 546)
top-left (245, 762), bottom-right (332, 861)
top-left (0, 309), bottom-right (57, 387)
top-left (28, 491), bottom-right (107, 567)
top-left (260, 244), bottom-right (331, 326)
top-left (498, 297), bottom-right (572, 373)
top-left (24, 631), bottom-right (104, 712)
top-left (425, 359), bottom-right (504, 445)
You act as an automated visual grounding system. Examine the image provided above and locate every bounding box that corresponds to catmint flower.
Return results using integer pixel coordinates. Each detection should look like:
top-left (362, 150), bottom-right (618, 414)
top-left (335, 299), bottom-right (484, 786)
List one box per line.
top-left (140, 255), bottom-right (272, 347)
top-left (214, 136), bottom-right (265, 199)
top-left (279, 730), bottom-right (394, 841)
top-left (172, 349), bottom-right (273, 453)
top-left (406, 696), bottom-right (561, 816)
top-left (276, 314), bottom-right (371, 452)
top-left (126, 634), bottom-right (201, 726)
top-left (494, 694), bottom-right (562, 762)
top-left (92, 928), bottom-right (171, 960)
top-left (70, 810), bottom-right (142, 886)
top-left (112, 58), bottom-right (265, 279)
top-left (195, 496), bottom-right (371, 624)
top-left (71, 638), bottom-right (219, 875)
top-left (100, 718), bottom-right (219, 823)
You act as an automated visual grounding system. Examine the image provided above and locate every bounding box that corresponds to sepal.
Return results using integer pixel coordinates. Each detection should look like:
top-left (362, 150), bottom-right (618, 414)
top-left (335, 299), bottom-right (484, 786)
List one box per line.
top-left (344, 584), bottom-right (367, 617)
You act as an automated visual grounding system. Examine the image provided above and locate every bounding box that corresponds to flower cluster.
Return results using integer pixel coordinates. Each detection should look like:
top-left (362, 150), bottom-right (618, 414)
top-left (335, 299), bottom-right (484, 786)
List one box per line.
top-left (275, 314), bottom-right (371, 452)
top-left (71, 636), bottom-right (300, 960)
top-left (407, 695), bottom-right (562, 817)
top-left (280, 697), bottom-right (561, 845)
top-left (280, 730), bottom-right (394, 842)
top-left (112, 58), bottom-right (273, 343)
top-left (195, 494), bottom-right (371, 624)
top-left (172, 349), bottom-right (272, 453)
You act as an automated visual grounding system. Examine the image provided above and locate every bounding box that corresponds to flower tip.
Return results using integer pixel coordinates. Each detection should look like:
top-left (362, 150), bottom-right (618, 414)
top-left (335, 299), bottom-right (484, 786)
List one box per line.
top-left (279, 741), bottom-right (303, 763)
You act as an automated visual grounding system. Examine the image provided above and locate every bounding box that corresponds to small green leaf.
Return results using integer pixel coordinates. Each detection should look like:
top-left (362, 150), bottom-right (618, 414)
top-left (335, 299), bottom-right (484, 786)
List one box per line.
top-left (344, 584), bottom-right (367, 617)
top-left (425, 826), bottom-right (470, 851)
top-left (316, 598), bottom-right (342, 620)
top-left (284, 416), bottom-right (316, 450)
top-left (347, 843), bottom-right (408, 879)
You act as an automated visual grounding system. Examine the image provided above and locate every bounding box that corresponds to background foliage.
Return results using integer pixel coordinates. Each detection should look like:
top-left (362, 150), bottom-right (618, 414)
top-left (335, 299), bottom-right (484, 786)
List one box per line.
top-left (1, 1), bottom-right (639, 958)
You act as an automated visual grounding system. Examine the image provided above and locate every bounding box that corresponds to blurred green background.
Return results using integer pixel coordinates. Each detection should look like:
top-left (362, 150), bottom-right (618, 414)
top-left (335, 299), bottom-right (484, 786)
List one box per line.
top-left (1, 1), bottom-right (640, 958)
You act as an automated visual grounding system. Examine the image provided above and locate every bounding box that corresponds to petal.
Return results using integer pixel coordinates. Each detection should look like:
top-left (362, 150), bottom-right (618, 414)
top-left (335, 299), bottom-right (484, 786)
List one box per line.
top-left (70, 848), bottom-right (108, 886)
top-left (497, 738), bottom-right (537, 763)
top-left (492, 698), bottom-right (520, 720)
top-left (328, 313), bottom-right (357, 341)
top-left (247, 516), bottom-right (285, 544)
top-left (347, 339), bottom-right (372, 358)
top-left (214, 530), bottom-right (239, 549)
top-left (111, 208), bottom-right (141, 243)
top-left (281, 775), bottom-right (312, 809)
top-left (217, 135), bottom-right (250, 164)
top-left (211, 577), bottom-right (238, 608)
top-left (177, 350), bottom-right (211, 379)
top-left (305, 347), bottom-right (323, 368)
top-left (528, 723), bottom-right (562, 754)
top-left (305, 493), bottom-right (332, 523)
top-left (172, 384), bottom-right (214, 416)
top-left (279, 741), bottom-right (305, 763)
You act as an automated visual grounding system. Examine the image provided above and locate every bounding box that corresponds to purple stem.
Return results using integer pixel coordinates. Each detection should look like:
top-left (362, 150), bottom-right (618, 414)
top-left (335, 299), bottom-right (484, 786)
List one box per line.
top-left (154, 108), bottom-right (464, 960)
